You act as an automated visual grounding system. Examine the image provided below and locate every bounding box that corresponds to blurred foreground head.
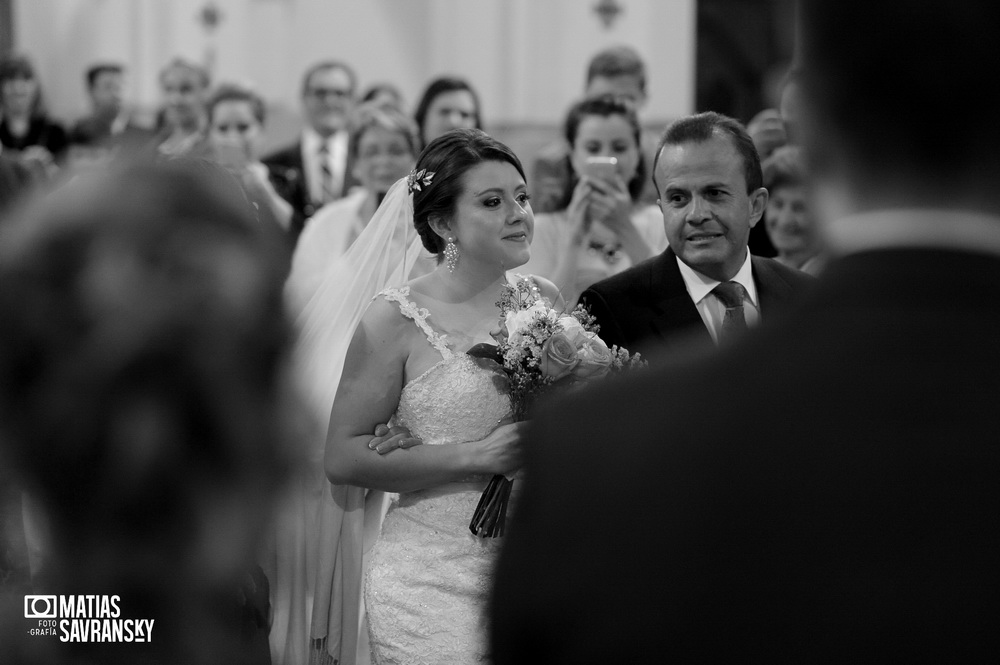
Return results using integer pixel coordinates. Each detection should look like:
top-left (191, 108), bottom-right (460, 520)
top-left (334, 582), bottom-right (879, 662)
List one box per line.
top-left (798, 2), bottom-right (1000, 217)
top-left (0, 160), bottom-right (295, 663)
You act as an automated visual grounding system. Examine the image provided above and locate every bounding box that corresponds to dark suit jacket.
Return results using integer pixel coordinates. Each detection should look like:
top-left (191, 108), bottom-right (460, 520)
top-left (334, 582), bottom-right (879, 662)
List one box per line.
top-left (491, 247), bottom-right (1000, 663)
top-left (0, 154), bottom-right (32, 217)
top-left (68, 113), bottom-right (154, 147)
top-left (0, 117), bottom-right (68, 161)
top-left (262, 138), bottom-right (358, 240)
top-left (580, 247), bottom-right (814, 358)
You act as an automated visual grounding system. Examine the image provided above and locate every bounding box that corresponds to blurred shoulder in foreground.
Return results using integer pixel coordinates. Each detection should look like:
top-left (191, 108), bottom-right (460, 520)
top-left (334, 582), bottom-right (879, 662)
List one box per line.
top-left (0, 159), bottom-right (300, 664)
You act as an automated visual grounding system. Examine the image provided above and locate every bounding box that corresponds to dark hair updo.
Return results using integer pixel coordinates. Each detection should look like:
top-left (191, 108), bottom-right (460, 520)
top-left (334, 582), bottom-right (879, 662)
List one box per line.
top-left (411, 128), bottom-right (525, 255)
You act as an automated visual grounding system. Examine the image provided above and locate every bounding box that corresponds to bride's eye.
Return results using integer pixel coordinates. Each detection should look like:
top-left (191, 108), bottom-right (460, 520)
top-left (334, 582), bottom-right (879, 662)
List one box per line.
top-left (483, 197), bottom-right (501, 208)
top-left (516, 193), bottom-right (531, 206)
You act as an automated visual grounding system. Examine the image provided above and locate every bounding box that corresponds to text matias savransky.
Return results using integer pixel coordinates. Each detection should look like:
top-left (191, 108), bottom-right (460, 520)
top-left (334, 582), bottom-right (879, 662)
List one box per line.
top-left (24, 594), bottom-right (154, 643)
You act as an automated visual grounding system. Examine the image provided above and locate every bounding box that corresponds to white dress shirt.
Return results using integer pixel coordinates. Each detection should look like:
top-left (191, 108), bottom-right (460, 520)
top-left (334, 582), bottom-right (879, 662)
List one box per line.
top-left (676, 250), bottom-right (760, 344)
top-left (301, 127), bottom-right (348, 205)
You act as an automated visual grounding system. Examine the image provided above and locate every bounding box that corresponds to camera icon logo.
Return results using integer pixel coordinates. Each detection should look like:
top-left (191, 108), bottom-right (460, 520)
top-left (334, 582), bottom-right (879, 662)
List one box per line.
top-left (24, 595), bottom-right (57, 619)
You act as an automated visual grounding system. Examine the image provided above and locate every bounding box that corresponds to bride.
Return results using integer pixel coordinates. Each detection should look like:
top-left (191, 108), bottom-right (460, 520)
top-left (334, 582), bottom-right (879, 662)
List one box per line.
top-left (302, 128), bottom-right (560, 664)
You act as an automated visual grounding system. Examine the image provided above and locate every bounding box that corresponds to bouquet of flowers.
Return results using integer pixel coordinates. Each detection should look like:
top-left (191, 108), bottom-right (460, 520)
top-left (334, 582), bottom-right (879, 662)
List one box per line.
top-left (469, 280), bottom-right (645, 537)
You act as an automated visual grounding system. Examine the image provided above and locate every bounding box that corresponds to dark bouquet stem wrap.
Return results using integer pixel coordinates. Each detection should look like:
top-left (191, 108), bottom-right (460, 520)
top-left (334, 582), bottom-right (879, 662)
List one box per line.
top-left (469, 473), bottom-right (513, 538)
top-left (467, 341), bottom-right (514, 538)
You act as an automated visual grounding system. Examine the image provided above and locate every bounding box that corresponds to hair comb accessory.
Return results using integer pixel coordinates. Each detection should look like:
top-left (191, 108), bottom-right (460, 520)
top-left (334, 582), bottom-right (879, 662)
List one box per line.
top-left (406, 168), bottom-right (435, 194)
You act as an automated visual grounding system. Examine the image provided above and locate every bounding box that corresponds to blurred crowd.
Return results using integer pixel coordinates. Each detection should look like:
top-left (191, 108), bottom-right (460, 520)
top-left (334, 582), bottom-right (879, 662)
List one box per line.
top-left (0, 48), bottom-right (823, 280)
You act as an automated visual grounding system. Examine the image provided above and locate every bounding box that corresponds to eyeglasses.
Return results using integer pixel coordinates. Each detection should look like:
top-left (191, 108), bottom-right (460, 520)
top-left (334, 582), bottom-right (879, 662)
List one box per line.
top-left (308, 87), bottom-right (352, 100)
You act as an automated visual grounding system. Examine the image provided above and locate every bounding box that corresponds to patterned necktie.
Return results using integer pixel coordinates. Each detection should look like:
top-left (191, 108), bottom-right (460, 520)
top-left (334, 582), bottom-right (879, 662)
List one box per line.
top-left (318, 142), bottom-right (336, 203)
top-left (712, 281), bottom-right (748, 343)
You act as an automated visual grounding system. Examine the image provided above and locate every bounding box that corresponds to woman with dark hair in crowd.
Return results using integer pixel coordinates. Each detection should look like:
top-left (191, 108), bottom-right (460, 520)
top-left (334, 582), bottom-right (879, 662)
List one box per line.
top-left (0, 55), bottom-right (68, 180)
top-left (0, 159), bottom-right (298, 664)
top-left (205, 82), bottom-right (296, 236)
top-left (520, 95), bottom-right (667, 305)
top-left (295, 128), bottom-right (557, 664)
top-left (412, 76), bottom-right (482, 149)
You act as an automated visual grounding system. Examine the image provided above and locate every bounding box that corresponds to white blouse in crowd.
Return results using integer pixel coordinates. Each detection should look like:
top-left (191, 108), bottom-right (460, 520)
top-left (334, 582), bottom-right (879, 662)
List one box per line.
top-left (287, 187), bottom-right (370, 307)
top-left (521, 203), bottom-right (668, 305)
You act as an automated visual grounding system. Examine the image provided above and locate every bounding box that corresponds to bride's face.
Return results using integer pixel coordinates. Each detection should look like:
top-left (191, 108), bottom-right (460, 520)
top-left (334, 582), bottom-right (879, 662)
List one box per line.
top-left (447, 160), bottom-right (533, 271)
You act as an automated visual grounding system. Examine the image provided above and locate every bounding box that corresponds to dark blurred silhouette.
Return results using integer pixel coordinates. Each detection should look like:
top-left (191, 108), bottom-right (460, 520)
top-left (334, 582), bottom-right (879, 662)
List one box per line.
top-left (0, 159), bottom-right (299, 664)
top-left (492, 2), bottom-right (1000, 662)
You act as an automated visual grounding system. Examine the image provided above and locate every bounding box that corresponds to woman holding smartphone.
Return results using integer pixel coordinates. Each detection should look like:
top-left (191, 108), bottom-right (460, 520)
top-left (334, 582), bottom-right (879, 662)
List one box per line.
top-left (205, 83), bottom-right (294, 236)
top-left (520, 95), bottom-right (667, 305)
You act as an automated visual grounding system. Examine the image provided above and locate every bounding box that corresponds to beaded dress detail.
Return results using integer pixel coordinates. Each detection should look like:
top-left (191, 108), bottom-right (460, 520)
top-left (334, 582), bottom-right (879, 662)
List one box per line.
top-left (365, 286), bottom-right (512, 664)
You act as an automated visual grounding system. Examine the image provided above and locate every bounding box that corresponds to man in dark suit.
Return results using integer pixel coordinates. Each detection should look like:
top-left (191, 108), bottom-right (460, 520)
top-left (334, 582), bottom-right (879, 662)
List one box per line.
top-left (491, 3), bottom-right (1000, 662)
top-left (580, 111), bottom-right (812, 358)
top-left (263, 60), bottom-right (359, 238)
top-left (68, 63), bottom-right (153, 151)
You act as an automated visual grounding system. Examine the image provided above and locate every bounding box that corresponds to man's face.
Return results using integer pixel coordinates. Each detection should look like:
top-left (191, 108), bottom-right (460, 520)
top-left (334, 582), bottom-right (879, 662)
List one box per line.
top-left (585, 74), bottom-right (646, 109)
top-left (302, 67), bottom-right (354, 136)
top-left (655, 135), bottom-right (767, 281)
top-left (90, 71), bottom-right (124, 116)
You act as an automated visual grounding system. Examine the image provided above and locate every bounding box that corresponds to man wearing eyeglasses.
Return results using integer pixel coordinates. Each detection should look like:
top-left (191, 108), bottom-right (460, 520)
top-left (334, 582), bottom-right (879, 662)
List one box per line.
top-left (264, 60), bottom-right (359, 240)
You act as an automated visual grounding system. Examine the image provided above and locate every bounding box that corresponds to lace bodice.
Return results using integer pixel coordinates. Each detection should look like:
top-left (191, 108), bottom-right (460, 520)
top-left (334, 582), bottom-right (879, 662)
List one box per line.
top-left (366, 286), bottom-right (513, 664)
top-left (380, 286), bottom-right (511, 446)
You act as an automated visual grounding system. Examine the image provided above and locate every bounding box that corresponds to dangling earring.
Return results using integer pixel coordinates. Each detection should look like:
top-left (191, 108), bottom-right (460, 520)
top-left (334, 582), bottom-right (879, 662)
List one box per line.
top-left (444, 238), bottom-right (459, 273)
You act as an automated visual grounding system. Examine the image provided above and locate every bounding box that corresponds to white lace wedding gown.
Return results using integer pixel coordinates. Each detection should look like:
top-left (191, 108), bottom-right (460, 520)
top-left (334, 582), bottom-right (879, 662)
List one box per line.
top-left (364, 286), bottom-right (512, 665)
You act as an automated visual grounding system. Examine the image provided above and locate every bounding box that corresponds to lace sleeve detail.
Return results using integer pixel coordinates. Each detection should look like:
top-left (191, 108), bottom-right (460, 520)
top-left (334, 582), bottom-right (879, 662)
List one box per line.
top-left (379, 286), bottom-right (453, 359)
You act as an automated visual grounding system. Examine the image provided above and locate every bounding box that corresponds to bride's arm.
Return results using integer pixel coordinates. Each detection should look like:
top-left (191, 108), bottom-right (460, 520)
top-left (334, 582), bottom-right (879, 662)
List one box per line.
top-left (324, 297), bottom-right (523, 493)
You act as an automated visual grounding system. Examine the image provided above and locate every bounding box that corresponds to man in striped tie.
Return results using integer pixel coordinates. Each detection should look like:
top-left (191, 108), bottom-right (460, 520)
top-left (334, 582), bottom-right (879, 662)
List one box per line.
top-left (263, 61), bottom-right (358, 241)
top-left (580, 111), bottom-right (813, 358)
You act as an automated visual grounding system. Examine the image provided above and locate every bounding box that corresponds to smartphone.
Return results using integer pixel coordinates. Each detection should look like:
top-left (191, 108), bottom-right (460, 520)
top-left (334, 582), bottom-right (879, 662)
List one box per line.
top-left (583, 155), bottom-right (618, 183)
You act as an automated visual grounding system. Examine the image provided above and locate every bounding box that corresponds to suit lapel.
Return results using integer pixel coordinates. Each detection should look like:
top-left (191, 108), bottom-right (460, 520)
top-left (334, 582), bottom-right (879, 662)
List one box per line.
top-left (751, 255), bottom-right (793, 317)
top-left (647, 248), bottom-right (712, 345)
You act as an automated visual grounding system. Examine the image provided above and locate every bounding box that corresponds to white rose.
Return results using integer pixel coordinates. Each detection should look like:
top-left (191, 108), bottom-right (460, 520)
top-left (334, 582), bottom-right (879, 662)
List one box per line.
top-left (504, 301), bottom-right (552, 342)
top-left (558, 315), bottom-right (585, 334)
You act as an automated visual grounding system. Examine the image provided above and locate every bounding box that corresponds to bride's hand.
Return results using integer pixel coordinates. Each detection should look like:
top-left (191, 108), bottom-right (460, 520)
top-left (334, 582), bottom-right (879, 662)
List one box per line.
top-left (477, 421), bottom-right (526, 476)
top-left (368, 424), bottom-right (423, 455)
